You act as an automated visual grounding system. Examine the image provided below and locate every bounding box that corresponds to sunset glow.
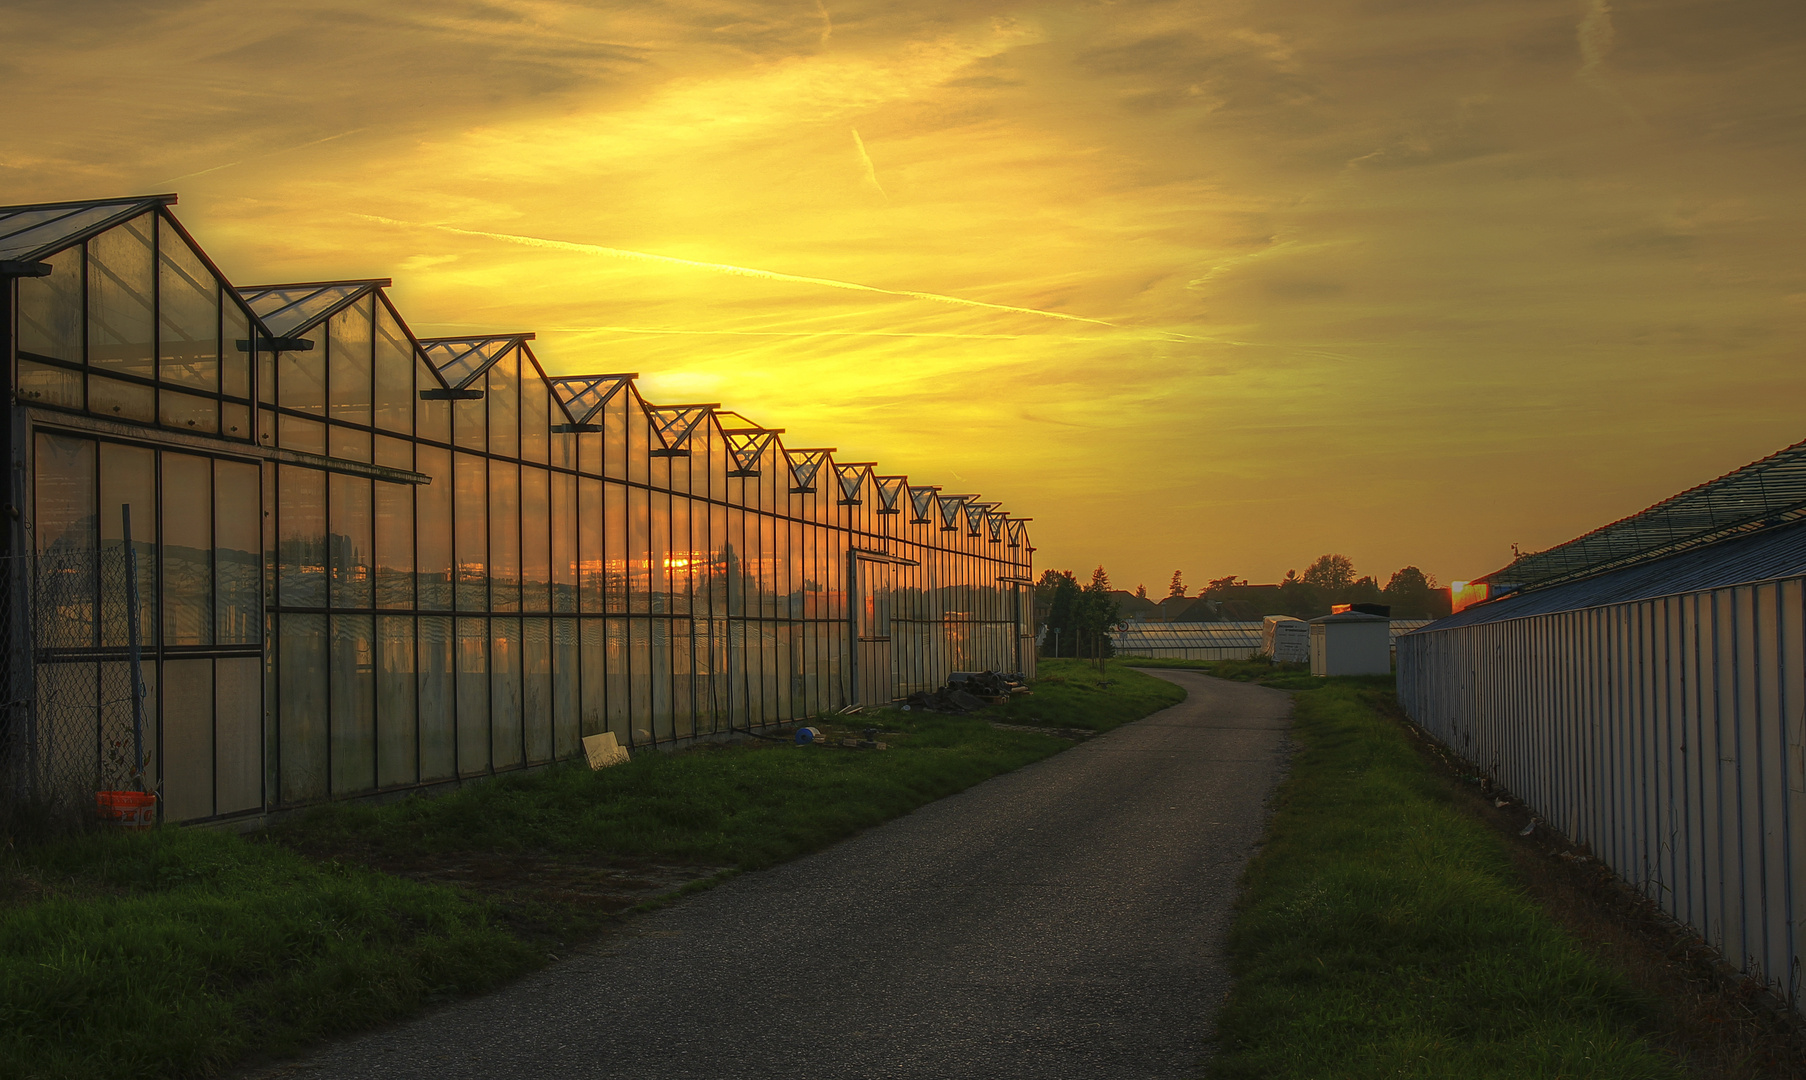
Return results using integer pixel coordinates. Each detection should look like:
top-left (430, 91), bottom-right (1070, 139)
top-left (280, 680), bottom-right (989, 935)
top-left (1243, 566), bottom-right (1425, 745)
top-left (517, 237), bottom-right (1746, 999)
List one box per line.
top-left (7, 0), bottom-right (1802, 589)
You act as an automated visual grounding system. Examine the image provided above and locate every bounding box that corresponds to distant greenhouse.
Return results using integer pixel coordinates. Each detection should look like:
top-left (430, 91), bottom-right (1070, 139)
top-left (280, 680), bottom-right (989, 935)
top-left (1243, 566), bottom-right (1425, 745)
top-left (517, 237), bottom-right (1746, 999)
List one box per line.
top-left (1111, 620), bottom-right (1431, 662)
top-left (0, 194), bottom-right (1036, 826)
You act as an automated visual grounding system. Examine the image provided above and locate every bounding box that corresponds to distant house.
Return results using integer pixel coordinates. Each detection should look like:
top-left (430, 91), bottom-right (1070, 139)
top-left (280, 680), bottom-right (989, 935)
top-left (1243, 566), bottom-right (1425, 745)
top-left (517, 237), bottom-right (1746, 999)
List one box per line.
top-left (1110, 590), bottom-right (1161, 621)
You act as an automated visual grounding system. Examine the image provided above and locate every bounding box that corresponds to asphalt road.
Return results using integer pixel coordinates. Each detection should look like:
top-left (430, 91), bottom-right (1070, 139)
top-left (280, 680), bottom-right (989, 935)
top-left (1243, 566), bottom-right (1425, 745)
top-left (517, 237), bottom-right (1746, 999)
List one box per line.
top-left (270, 668), bottom-right (1292, 1080)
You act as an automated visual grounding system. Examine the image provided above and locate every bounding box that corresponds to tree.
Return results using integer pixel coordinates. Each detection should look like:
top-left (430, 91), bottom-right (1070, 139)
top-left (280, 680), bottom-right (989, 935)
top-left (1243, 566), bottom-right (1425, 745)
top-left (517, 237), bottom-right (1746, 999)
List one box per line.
top-left (1040, 572), bottom-right (1083, 657)
top-left (1207, 573), bottom-right (1241, 592)
top-left (1074, 565), bottom-right (1122, 664)
top-left (1089, 565), bottom-right (1110, 591)
top-left (1135, 584), bottom-right (1148, 600)
top-left (1168, 570), bottom-right (1185, 598)
top-left (1302, 554), bottom-right (1356, 592)
top-left (1383, 566), bottom-right (1447, 619)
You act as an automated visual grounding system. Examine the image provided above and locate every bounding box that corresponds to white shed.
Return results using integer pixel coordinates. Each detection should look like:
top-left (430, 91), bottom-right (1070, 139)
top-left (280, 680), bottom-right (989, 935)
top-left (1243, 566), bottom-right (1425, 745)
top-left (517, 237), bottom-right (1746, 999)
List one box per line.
top-left (1308, 611), bottom-right (1392, 676)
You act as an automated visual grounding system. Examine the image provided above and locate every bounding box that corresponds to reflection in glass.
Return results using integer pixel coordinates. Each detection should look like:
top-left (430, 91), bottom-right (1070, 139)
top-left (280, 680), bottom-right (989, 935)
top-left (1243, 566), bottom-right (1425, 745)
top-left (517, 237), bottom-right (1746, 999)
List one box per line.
top-left (416, 444), bottom-right (452, 610)
top-left (100, 442), bottom-right (157, 647)
top-left (215, 459), bottom-right (260, 646)
top-left (162, 453), bottom-right (212, 646)
top-left (456, 617), bottom-right (489, 777)
top-left (454, 454), bottom-right (488, 612)
top-left (521, 466), bottom-right (550, 613)
top-left (329, 474), bottom-right (373, 610)
top-left (18, 248), bottom-right (81, 363)
top-left (278, 466), bottom-right (327, 609)
top-left (375, 480), bottom-right (414, 609)
top-left (491, 617), bottom-right (523, 770)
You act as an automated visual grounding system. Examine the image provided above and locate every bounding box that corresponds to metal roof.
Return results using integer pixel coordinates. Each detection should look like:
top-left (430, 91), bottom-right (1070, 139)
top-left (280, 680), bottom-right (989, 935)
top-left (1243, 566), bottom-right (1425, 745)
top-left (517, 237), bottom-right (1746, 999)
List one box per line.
top-left (0, 194), bottom-right (173, 263)
top-left (1480, 435), bottom-right (1806, 593)
top-left (236, 280), bottom-right (389, 339)
top-left (1419, 517), bottom-right (1806, 633)
top-left (1114, 619), bottom-right (1432, 651)
top-left (546, 374), bottom-right (634, 427)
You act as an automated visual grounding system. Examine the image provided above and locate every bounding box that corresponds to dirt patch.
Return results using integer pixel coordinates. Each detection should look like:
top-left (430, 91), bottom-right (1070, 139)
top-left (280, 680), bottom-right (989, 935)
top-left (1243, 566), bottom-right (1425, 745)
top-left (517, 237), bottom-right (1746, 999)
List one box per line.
top-left (1378, 692), bottom-right (1806, 1078)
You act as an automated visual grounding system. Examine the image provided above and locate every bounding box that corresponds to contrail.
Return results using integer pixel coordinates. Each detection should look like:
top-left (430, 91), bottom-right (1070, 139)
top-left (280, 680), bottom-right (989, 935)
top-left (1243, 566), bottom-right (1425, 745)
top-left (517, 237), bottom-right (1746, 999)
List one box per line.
top-left (157, 129), bottom-right (368, 186)
top-left (354, 214), bottom-right (1118, 327)
top-left (851, 128), bottom-right (887, 200)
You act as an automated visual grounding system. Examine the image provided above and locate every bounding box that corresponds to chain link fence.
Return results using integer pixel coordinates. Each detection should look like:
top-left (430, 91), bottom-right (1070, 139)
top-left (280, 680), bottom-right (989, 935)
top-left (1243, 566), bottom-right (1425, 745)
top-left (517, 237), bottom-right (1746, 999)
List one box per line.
top-left (1, 542), bottom-right (153, 833)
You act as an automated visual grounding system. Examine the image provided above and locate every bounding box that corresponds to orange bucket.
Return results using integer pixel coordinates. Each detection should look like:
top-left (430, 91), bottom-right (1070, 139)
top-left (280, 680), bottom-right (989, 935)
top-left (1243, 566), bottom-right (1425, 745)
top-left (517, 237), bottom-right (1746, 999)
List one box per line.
top-left (95, 790), bottom-right (157, 829)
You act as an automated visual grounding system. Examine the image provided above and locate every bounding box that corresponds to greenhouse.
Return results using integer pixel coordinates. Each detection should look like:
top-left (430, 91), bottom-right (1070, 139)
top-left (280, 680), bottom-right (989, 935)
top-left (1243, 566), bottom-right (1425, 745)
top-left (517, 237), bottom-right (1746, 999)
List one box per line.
top-left (1110, 620), bottom-right (1430, 661)
top-left (0, 194), bottom-right (1036, 825)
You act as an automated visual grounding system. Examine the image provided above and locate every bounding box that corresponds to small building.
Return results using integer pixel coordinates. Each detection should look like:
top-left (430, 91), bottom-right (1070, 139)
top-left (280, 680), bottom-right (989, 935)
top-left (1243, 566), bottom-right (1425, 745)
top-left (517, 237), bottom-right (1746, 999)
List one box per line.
top-left (1308, 611), bottom-right (1391, 676)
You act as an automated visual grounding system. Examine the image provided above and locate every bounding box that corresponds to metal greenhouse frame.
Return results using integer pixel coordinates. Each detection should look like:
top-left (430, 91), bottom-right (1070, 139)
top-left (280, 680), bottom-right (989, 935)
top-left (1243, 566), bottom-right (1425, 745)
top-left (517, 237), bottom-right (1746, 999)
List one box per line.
top-left (0, 194), bottom-right (1037, 825)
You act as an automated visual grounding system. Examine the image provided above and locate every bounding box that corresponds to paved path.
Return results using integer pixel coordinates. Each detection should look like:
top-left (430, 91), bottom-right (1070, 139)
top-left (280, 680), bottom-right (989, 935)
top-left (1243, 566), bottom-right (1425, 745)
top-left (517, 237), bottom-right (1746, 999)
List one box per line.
top-left (274, 669), bottom-right (1292, 1080)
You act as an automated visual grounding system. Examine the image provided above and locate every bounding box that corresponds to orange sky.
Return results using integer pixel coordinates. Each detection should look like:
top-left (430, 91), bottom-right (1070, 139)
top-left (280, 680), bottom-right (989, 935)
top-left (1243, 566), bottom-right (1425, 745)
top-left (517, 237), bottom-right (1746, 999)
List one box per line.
top-left (5, 0), bottom-right (1802, 594)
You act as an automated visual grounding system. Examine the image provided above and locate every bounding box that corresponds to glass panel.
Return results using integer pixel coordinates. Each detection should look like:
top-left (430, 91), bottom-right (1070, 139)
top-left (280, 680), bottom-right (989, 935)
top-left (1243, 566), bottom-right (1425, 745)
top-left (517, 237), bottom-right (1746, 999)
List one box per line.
top-left (520, 372), bottom-right (548, 464)
top-left (329, 423), bottom-right (371, 463)
top-left (160, 390), bottom-right (219, 434)
top-left (161, 452), bottom-right (212, 646)
top-left (34, 433), bottom-right (96, 649)
top-left (580, 617), bottom-right (605, 736)
top-left (99, 442), bottom-right (156, 648)
top-left (215, 656), bottom-right (262, 814)
top-left (161, 657), bottom-right (213, 822)
top-left (96, 659), bottom-right (154, 793)
top-left (487, 348), bottom-right (519, 459)
top-left (605, 618), bottom-right (630, 743)
top-left (629, 486), bottom-right (649, 614)
top-left (490, 461), bottom-right (520, 613)
top-left (524, 618), bottom-right (552, 765)
top-left (453, 389), bottom-right (485, 452)
top-left (552, 472), bottom-right (576, 614)
top-left (223, 302), bottom-right (251, 400)
top-left (258, 349), bottom-right (275, 405)
top-left (17, 247), bottom-right (81, 362)
top-left (331, 613), bottom-right (376, 795)
top-left (553, 617), bottom-right (579, 757)
top-left (329, 474), bottom-right (373, 609)
top-left (630, 617), bottom-right (652, 742)
top-left (18, 359), bottom-right (82, 409)
top-left (456, 616), bottom-right (489, 776)
top-left (88, 375), bottom-right (154, 423)
top-left (328, 296), bottom-right (374, 427)
top-left (215, 460), bottom-right (260, 647)
top-left (491, 617), bottom-right (523, 770)
top-left (579, 476), bottom-right (603, 613)
top-left (521, 466), bottom-right (550, 613)
top-left (278, 346), bottom-right (325, 415)
top-left (87, 215), bottom-right (154, 378)
top-left (158, 230), bottom-right (219, 391)
top-left (375, 480), bottom-right (414, 609)
top-left (279, 413), bottom-right (326, 455)
top-left (375, 434), bottom-right (411, 472)
top-left (416, 356), bottom-right (450, 444)
top-left (418, 615), bottom-right (455, 781)
top-left (222, 401), bottom-right (250, 441)
top-left (416, 445), bottom-right (452, 610)
top-left (454, 453), bottom-right (487, 611)
top-left (278, 612), bottom-right (328, 803)
top-left (377, 615), bottom-right (417, 787)
top-left (278, 466), bottom-right (327, 609)
top-left (373, 304), bottom-right (414, 434)
top-left (258, 406), bottom-right (276, 448)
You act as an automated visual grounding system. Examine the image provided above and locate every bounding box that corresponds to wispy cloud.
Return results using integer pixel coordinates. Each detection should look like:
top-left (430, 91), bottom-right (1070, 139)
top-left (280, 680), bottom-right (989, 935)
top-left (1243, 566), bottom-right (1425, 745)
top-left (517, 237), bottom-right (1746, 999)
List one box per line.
top-left (851, 128), bottom-right (887, 200)
top-left (156, 128), bottom-right (368, 186)
top-left (355, 214), bottom-right (1118, 326)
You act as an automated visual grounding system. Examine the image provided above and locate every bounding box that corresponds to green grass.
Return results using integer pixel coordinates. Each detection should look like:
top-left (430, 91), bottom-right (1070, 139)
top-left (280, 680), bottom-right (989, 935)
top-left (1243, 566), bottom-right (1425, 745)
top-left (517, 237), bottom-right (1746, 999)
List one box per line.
top-left (1, 660), bottom-right (1185, 1079)
top-left (1209, 680), bottom-right (1682, 1079)
top-left (0, 827), bottom-right (534, 1080)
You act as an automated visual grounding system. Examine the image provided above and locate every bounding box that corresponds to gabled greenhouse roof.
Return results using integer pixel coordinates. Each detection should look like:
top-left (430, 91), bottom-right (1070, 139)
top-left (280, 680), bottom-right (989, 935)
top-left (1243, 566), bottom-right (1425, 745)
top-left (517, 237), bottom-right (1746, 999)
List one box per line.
top-left (1480, 436), bottom-right (1806, 592)
top-left (0, 194), bottom-right (173, 263)
top-left (236, 280), bottom-right (389, 338)
top-left (546, 374), bottom-right (635, 427)
top-left (418, 333), bottom-right (534, 391)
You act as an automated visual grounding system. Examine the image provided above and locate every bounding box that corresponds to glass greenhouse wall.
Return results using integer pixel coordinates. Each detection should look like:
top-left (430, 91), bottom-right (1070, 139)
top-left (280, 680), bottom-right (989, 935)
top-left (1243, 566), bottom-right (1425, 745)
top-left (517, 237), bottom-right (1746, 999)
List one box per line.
top-left (0, 195), bottom-right (1036, 825)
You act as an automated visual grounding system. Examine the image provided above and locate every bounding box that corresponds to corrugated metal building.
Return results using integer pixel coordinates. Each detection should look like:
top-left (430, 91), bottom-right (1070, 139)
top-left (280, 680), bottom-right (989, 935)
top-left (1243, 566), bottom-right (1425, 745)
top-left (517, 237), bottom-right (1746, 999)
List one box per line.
top-left (1398, 435), bottom-right (1806, 1008)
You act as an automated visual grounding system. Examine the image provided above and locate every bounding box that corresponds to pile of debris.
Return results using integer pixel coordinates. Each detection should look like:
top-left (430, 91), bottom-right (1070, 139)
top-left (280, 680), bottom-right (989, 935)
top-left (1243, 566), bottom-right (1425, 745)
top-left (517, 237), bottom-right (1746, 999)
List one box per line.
top-left (900, 670), bottom-right (1031, 714)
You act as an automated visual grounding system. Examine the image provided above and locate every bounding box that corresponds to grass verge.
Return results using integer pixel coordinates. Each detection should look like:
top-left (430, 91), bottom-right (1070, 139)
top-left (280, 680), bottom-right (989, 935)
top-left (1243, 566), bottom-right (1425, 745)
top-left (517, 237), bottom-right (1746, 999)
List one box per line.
top-left (1209, 674), bottom-right (1684, 1079)
top-left (1, 658), bottom-right (1182, 1079)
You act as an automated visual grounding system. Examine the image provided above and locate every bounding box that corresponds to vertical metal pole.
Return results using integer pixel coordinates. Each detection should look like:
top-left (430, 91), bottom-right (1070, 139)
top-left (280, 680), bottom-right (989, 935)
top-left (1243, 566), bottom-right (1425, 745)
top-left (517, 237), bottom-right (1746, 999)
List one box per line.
top-left (122, 504), bottom-right (146, 793)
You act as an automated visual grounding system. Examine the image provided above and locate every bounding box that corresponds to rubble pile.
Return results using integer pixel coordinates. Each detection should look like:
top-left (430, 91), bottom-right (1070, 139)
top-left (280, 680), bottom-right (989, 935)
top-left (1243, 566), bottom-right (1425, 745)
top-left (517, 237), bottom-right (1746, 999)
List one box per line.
top-left (900, 670), bottom-right (1031, 714)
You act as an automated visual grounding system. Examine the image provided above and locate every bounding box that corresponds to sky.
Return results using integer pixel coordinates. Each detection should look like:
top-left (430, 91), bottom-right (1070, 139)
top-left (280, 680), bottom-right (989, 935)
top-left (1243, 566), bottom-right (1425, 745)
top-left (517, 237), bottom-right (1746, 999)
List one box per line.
top-left (4, 0), bottom-right (1802, 595)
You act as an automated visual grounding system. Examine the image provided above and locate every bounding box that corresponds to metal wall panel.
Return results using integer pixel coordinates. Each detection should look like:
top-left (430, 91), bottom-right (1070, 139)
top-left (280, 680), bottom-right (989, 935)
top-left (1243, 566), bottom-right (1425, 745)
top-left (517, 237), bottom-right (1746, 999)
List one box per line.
top-left (1399, 572), bottom-right (1806, 1010)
